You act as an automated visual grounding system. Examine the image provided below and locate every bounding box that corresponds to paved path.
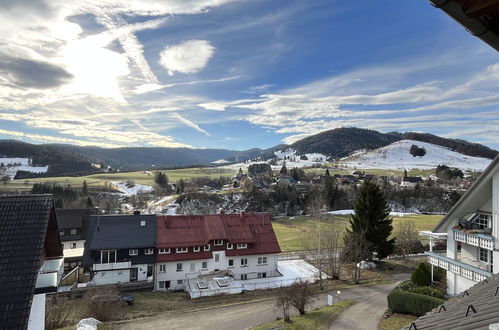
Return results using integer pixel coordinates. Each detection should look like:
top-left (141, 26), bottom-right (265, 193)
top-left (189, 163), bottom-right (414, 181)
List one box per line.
top-left (114, 277), bottom-right (407, 330)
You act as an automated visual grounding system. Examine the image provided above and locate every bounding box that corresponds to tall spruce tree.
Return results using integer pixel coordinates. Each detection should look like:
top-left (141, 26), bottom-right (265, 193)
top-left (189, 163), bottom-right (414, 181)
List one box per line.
top-left (346, 180), bottom-right (394, 259)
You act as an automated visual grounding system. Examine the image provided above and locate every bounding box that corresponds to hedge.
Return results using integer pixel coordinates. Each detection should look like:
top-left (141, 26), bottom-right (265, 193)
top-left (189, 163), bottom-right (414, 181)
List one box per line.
top-left (387, 288), bottom-right (445, 316)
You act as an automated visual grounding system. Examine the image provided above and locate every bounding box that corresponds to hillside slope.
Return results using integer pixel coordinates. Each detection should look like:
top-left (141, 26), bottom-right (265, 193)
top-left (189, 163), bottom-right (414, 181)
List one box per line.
top-left (342, 140), bottom-right (492, 171)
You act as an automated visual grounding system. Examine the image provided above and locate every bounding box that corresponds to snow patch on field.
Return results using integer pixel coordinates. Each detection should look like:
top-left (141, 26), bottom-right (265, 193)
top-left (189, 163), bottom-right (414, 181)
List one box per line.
top-left (111, 182), bottom-right (153, 196)
top-left (211, 159), bottom-right (230, 164)
top-left (0, 157), bottom-right (48, 178)
top-left (327, 209), bottom-right (417, 217)
top-left (342, 140), bottom-right (491, 171)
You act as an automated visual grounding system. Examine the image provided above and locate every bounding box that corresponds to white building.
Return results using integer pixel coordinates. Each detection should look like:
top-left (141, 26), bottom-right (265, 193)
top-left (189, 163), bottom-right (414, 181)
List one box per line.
top-left (155, 213), bottom-right (281, 293)
top-left (426, 155), bottom-right (498, 295)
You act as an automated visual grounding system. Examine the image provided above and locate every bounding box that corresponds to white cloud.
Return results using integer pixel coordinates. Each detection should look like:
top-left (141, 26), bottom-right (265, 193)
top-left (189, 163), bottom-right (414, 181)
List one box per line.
top-left (159, 40), bottom-right (215, 76)
top-left (173, 112), bottom-right (211, 136)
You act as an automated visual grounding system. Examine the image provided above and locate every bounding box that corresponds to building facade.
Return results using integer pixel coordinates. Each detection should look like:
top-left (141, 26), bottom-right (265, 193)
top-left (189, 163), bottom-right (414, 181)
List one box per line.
top-left (427, 155), bottom-right (499, 295)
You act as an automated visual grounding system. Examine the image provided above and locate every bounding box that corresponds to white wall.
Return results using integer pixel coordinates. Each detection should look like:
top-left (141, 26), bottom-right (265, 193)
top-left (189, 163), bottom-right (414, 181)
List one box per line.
top-left (447, 272), bottom-right (476, 296)
top-left (493, 171), bottom-right (499, 248)
top-left (28, 293), bottom-right (45, 330)
top-left (155, 253), bottom-right (279, 291)
top-left (92, 263), bottom-right (151, 285)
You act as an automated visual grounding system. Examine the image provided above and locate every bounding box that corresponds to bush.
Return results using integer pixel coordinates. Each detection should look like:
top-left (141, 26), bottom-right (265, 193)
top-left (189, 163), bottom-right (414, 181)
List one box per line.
top-left (411, 286), bottom-right (445, 299)
top-left (387, 288), bottom-right (445, 316)
top-left (411, 262), bottom-right (431, 286)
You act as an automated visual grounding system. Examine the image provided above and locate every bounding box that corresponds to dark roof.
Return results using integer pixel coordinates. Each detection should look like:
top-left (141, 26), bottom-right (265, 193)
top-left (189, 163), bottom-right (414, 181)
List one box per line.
top-left (156, 213), bottom-right (281, 262)
top-left (0, 194), bottom-right (60, 330)
top-left (56, 208), bottom-right (98, 240)
top-left (405, 274), bottom-right (499, 330)
top-left (403, 176), bottom-right (424, 183)
top-left (86, 215), bottom-right (156, 250)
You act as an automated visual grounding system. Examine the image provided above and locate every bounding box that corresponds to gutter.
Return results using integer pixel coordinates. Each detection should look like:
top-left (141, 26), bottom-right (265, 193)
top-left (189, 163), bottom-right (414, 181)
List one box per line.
top-left (429, 0), bottom-right (499, 52)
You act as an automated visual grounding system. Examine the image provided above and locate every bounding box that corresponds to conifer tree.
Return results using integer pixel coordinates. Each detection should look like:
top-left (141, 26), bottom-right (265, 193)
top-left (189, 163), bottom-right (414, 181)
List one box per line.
top-left (280, 162), bottom-right (287, 176)
top-left (82, 180), bottom-right (88, 195)
top-left (346, 180), bottom-right (394, 259)
top-left (325, 168), bottom-right (330, 177)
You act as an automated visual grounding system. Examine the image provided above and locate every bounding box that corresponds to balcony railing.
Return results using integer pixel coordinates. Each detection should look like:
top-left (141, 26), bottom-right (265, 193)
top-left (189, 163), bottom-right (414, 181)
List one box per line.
top-left (426, 251), bottom-right (491, 283)
top-left (93, 261), bottom-right (131, 271)
top-left (453, 230), bottom-right (494, 250)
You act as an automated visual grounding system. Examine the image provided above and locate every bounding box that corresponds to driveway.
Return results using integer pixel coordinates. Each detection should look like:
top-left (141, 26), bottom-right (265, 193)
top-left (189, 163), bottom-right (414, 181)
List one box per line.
top-left (113, 277), bottom-right (407, 330)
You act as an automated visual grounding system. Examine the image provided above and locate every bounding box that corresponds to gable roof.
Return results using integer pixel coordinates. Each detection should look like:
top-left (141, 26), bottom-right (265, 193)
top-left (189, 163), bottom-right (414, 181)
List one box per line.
top-left (0, 194), bottom-right (61, 330)
top-left (402, 176), bottom-right (423, 183)
top-left (156, 213), bottom-right (281, 261)
top-left (56, 208), bottom-right (98, 241)
top-left (434, 154), bottom-right (499, 233)
top-left (86, 214), bottom-right (156, 250)
top-left (404, 274), bottom-right (499, 330)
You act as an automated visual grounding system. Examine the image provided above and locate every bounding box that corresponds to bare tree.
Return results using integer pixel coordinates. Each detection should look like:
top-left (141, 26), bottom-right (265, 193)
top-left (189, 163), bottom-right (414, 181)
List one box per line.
top-left (45, 295), bottom-right (71, 330)
top-left (307, 186), bottom-right (326, 290)
top-left (322, 225), bottom-right (344, 280)
top-left (276, 292), bottom-right (291, 322)
top-left (278, 280), bottom-right (315, 316)
top-left (1, 175), bottom-right (10, 187)
top-left (341, 230), bottom-right (372, 284)
top-left (394, 220), bottom-right (420, 259)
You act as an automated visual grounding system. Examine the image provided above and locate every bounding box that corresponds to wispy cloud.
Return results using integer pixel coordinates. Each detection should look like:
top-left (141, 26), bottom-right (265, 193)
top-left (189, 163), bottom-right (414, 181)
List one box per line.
top-left (159, 40), bottom-right (215, 76)
top-left (173, 113), bottom-right (211, 136)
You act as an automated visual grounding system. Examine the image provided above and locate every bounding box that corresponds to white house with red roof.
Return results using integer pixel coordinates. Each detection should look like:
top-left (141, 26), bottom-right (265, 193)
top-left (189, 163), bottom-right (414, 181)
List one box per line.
top-left (155, 213), bottom-right (281, 292)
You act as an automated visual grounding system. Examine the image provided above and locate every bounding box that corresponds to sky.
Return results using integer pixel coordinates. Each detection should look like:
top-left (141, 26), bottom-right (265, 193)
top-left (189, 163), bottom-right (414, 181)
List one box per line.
top-left (0, 0), bottom-right (498, 151)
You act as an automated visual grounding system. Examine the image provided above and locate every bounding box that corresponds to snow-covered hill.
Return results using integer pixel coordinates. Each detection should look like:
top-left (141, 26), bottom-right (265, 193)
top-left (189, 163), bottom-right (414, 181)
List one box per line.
top-left (342, 140), bottom-right (491, 171)
top-left (224, 148), bottom-right (328, 170)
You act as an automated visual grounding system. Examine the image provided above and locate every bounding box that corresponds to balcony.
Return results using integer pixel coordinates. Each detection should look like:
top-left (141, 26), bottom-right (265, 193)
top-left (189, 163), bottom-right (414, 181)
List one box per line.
top-left (93, 261), bottom-right (131, 271)
top-left (35, 257), bottom-right (64, 293)
top-left (426, 251), bottom-right (491, 283)
top-left (453, 230), bottom-right (494, 251)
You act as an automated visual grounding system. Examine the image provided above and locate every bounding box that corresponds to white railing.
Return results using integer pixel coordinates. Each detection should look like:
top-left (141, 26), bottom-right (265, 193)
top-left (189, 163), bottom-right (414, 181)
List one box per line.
top-left (93, 261), bottom-right (131, 271)
top-left (426, 252), bottom-right (491, 283)
top-left (453, 230), bottom-right (494, 251)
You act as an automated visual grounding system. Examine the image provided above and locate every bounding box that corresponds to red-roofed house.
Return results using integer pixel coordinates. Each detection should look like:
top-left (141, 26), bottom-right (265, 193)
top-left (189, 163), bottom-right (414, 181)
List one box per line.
top-left (155, 213), bottom-right (281, 291)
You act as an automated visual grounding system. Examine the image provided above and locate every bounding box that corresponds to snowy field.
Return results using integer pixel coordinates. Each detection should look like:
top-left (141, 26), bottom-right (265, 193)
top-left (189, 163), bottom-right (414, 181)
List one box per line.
top-left (327, 209), bottom-right (417, 217)
top-left (0, 157), bottom-right (48, 179)
top-left (342, 140), bottom-right (491, 171)
top-left (111, 182), bottom-right (153, 196)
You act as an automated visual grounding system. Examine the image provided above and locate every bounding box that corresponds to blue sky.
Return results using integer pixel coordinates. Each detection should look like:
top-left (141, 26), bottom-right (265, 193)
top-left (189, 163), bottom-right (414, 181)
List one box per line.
top-left (0, 0), bottom-right (498, 150)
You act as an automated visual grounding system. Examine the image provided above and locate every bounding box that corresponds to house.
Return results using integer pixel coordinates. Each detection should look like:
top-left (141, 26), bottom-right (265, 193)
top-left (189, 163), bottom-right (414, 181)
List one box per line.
top-left (425, 155), bottom-right (498, 296)
top-left (404, 273), bottom-right (499, 330)
top-left (401, 176), bottom-right (423, 187)
top-left (0, 195), bottom-right (64, 330)
top-left (155, 213), bottom-right (281, 292)
top-left (57, 208), bottom-right (98, 272)
top-left (83, 214), bottom-right (156, 286)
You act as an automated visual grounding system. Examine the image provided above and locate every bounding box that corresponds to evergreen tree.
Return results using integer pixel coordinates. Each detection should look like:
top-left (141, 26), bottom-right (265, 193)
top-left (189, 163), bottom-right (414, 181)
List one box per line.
top-left (86, 196), bottom-right (94, 207)
top-left (176, 178), bottom-right (185, 194)
top-left (82, 180), bottom-right (88, 195)
top-left (325, 168), bottom-right (330, 177)
top-left (280, 162), bottom-right (288, 176)
top-left (346, 180), bottom-right (395, 259)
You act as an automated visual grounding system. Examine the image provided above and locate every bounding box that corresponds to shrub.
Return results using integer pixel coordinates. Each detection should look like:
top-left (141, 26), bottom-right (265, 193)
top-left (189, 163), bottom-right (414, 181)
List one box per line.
top-left (387, 288), bottom-right (445, 316)
top-left (411, 286), bottom-right (445, 299)
top-left (411, 262), bottom-right (431, 286)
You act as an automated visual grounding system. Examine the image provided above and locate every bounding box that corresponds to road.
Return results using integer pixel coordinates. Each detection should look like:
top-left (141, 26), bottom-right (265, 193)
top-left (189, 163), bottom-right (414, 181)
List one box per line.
top-left (113, 278), bottom-right (406, 330)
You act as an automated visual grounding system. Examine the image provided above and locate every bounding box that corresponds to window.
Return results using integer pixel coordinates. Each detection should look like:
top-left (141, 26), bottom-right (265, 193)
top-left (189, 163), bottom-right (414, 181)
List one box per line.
top-left (204, 244), bottom-right (210, 251)
top-left (158, 248), bottom-right (170, 254)
top-left (202, 261), bottom-right (208, 269)
top-left (477, 214), bottom-right (490, 230)
top-left (193, 246), bottom-right (201, 252)
top-left (215, 254), bottom-right (220, 262)
top-left (129, 249), bottom-right (138, 256)
top-left (190, 263), bottom-right (195, 271)
top-left (59, 230), bottom-right (64, 236)
top-left (214, 239), bottom-right (223, 246)
top-left (227, 243), bottom-right (233, 250)
top-left (100, 250), bottom-right (116, 263)
top-left (240, 258), bottom-right (248, 267)
top-left (176, 247), bottom-right (188, 253)
top-left (159, 264), bottom-right (166, 272)
top-left (177, 280), bottom-right (183, 285)
top-left (145, 248), bottom-right (154, 255)
top-left (240, 274), bottom-right (247, 280)
top-left (159, 281), bottom-right (166, 289)
top-left (176, 263), bottom-right (183, 272)
top-left (479, 248), bottom-right (488, 262)
top-left (70, 242), bottom-right (77, 249)
top-left (70, 228), bottom-right (77, 235)
top-left (237, 243), bottom-right (247, 249)
top-left (258, 257), bottom-right (267, 265)
top-left (228, 259), bottom-right (234, 267)
top-left (258, 272), bottom-right (267, 278)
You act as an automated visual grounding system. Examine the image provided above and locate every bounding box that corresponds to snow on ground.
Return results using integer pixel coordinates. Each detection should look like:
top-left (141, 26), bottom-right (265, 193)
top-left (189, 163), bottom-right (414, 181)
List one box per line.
top-left (327, 209), bottom-right (417, 217)
top-left (211, 159), bottom-right (230, 164)
top-left (0, 158), bottom-right (48, 179)
top-left (188, 259), bottom-right (322, 298)
top-left (111, 182), bottom-right (153, 196)
top-left (143, 195), bottom-right (178, 214)
top-left (342, 140), bottom-right (491, 171)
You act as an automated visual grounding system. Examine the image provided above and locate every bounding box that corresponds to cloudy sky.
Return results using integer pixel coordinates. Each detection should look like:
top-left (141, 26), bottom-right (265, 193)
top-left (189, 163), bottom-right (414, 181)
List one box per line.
top-left (1, 0), bottom-right (498, 150)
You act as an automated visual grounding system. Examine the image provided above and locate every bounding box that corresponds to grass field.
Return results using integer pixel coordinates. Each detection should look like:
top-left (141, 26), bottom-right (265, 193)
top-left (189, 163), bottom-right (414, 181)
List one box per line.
top-left (3, 167), bottom-right (238, 191)
top-left (252, 301), bottom-right (355, 330)
top-left (273, 214), bottom-right (443, 251)
top-left (379, 313), bottom-right (418, 330)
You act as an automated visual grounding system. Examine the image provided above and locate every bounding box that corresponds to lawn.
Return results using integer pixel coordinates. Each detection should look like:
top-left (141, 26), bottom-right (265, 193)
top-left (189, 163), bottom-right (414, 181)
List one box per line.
top-left (273, 214), bottom-right (443, 251)
top-left (252, 301), bottom-right (355, 330)
top-left (379, 313), bottom-right (417, 330)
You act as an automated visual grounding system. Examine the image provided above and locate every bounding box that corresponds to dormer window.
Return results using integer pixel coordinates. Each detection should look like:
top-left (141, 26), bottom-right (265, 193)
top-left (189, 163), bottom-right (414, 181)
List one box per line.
top-left (176, 247), bottom-right (188, 253)
top-left (193, 246), bottom-right (201, 252)
top-left (129, 249), bottom-right (138, 256)
top-left (214, 239), bottom-right (223, 246)
top-left (237, 243), bottom-right (247, 249)
top-left (227, 243), bottom-right (233, 250)
top-left (145, 248), bottom-right (154, 255)
top-left (204, 244), bottom-right (210, 251)
top-left (158, 248), bottom-right (170, 254)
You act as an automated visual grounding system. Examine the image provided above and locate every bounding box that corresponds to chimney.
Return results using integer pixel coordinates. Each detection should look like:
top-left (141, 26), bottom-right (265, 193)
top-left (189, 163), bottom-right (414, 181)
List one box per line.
top-left (134, 210), bottom-right (141, 215)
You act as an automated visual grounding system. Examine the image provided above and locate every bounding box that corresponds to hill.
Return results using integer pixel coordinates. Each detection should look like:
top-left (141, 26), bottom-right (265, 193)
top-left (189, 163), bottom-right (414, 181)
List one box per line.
top-left (342, 140), bottom-right (492, 171)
